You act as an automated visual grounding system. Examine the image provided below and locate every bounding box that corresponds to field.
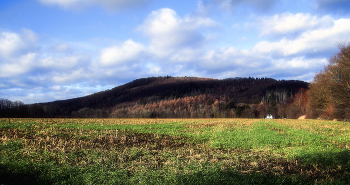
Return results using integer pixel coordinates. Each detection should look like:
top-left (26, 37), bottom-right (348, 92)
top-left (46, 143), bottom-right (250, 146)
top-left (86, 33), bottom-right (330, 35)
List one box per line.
top-left (0, 118), bottom-right (350, 184)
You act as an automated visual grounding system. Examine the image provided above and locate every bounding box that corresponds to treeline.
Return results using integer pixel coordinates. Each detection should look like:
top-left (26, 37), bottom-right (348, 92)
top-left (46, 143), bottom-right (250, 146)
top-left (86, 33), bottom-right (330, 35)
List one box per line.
top-left (0, 99), bottom-right (44, 118)
top-left (111, 90), bottom-right (308, 119)
top-left (108, 77), bottom-right (308, 118)
top-left (0, 77), bottom-right (308, 118)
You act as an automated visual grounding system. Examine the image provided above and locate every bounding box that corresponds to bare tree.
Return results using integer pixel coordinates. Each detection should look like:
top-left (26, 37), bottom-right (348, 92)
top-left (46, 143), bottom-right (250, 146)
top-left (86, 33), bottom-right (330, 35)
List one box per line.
top-left (307, 41), bottom-right (350, 120)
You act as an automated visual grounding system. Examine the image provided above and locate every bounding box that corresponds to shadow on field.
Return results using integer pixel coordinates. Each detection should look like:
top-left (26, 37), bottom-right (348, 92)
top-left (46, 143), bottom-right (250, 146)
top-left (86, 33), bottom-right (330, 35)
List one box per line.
top-left (176, 169), bottom-right (305, 185)
top-left (297, 150), bottom-right (350, 168)
top-left (175, 168), bottom-right (350, 185)
top-left (0, 165), bottom-right (46, 185)
top-left (174, 150), bottom-right (350, 185)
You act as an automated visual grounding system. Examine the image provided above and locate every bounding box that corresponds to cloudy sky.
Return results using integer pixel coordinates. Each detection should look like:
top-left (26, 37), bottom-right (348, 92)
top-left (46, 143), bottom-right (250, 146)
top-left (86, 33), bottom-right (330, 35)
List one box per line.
top-left (1, 0), bottom-right (350, 104)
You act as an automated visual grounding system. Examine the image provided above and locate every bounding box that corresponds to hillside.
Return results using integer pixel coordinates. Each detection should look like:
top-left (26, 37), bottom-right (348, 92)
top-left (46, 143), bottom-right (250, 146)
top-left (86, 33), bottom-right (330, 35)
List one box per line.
top-left (1, 76), bottom-right (308, 118)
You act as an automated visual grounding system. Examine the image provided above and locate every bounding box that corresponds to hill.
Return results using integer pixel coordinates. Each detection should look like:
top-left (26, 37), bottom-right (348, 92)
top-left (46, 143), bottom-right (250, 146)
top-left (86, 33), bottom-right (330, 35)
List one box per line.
top-left (0, 76), bottom-right (308, 118)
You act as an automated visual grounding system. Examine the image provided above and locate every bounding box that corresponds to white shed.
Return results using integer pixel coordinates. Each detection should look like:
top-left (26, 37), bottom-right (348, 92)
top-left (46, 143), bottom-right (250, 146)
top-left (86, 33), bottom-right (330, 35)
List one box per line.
top-left (266, 114), bottom-right (273, 119)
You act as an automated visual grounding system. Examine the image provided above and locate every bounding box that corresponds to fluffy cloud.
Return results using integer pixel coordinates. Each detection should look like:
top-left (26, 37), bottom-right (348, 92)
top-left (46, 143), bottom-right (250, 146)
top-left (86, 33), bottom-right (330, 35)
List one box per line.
top-left (38, 0), bottom-right (148, 11)
top-left (169, 48), bottom-right (202, 62)
top-left (50, 43), bottom-right (72, 53)
top-left (199, 48), bottom-right (328, 81)
top-left (0, 28), bottom-right (39, 59)
top-left (0, 29), bottom-right (90, 89)
top-left (200, 47), bottom-right (262, 69)
top-left (1, 83), bottom-right (111, 104)
top-left (99, 40), bottom-right (146, 66)
top-left (273, 57), bottom-right (328, 69)
top-left (191, 13), bottom-right (350, 80)
top-left (51, 69), bottom-right (89, 84)
top-left (259, 13), bottom-right (334, 36)
top-left (0, 53), bottom-right (37, 78)
top-left (254, 18), bottom-right (350, 57)
top-left (138, 8), bottom-right (219, 58)
top-left (0, 29), bottom-right (40, 78)
top-left (40, 55), bottom-right (88, 70)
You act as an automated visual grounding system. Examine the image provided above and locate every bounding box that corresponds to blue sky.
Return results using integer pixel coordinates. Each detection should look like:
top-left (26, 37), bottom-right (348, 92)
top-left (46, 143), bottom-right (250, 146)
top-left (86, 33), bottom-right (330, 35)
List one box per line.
top-left (1, 0), bottom-right (350, 104)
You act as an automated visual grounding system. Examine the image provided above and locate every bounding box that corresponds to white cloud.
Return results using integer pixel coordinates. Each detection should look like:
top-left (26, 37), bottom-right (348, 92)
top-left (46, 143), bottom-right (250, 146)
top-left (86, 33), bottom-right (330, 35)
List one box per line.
top-left (2, 83), bottom-right (115, 104)
top-left (38, 0), bottom-right (148, 11)
top-left (145, 63), bottom-right (162, 74)
top-left (99, 39), bottom-right (146, 66)
top-left (0, 53), bottom-right (37, 77)
top-left (51, 85), bottom-right (61, 91)
top-left (138, 8), bottom-right (219, 58)
top-left (0, 28), bottom-right (38, 59)
top-left (259, 13), bottom-right (334, 36)
top-left (0, 32), bottom-right (22, 58)
top-left (204, 54), bottom-right (327, 81)
top-left (196, 1), bottom-right (209, 15)
top-left (169, 48), bottom-right (201, 62)
top-left (40, 55), bottom-right (88, 70)
top-left (200, 47), bottom-right (265, 70)
top-left (187, 13), bottom-right (344, 80)
top-left (253, 18), bottom-right (350, 56)
top-left (50, 43), bottom-right (71, 53)
top-left (52, 68), bottom-right (88, 83)
top-left (0, 29), bottom-right (95, 86)
top-left (273, 57), bottom-right (328, 69)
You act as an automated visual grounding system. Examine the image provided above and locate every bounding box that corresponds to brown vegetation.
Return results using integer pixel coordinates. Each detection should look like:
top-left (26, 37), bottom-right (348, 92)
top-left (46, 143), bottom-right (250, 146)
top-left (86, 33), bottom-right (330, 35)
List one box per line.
top-left (307, 42), bottom-right (350, 121)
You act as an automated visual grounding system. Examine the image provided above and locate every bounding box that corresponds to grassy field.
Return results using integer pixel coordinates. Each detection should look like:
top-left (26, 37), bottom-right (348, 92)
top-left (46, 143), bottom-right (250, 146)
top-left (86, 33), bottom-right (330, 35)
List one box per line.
top-left (0, 118), bottom-right (349, 184)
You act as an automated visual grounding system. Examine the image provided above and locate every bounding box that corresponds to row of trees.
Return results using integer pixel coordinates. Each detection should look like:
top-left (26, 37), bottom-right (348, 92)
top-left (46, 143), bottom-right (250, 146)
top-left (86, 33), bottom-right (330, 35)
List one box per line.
top-left (110, 91), bottom-right (307, 119)
top-left (0, 99), bottom-right (46, 118)
top-left (1, 76), bottom-right (307, 118)
top-left (1, 89), bottom-right (306, 119)
top-left (0, 99), bottom-right (24, 110)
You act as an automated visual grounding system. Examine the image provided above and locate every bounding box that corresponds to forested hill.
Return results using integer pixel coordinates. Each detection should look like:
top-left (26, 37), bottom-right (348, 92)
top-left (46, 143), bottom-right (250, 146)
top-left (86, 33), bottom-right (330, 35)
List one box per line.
top-left (1, 76), bottom-right (308, 118)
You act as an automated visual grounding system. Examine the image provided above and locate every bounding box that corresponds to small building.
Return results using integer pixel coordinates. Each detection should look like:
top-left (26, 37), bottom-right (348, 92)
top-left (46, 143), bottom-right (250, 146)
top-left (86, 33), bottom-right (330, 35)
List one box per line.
top-left (266, 114), bottom-right (273, 119)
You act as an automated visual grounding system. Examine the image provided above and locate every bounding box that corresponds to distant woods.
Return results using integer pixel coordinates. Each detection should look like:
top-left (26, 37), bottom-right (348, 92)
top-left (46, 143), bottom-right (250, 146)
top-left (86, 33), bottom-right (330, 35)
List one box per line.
top-left (0, 77), bottom-right (308, 119)
top-left (0, 99), bottom-right (26, 117)
top-left (0, 99), bottom-right (45, 118)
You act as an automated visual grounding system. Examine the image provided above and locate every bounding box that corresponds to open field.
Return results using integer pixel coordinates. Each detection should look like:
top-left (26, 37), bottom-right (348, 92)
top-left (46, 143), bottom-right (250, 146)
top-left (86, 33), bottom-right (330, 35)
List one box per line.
top-left (1, 118), bottom-right (350, 184)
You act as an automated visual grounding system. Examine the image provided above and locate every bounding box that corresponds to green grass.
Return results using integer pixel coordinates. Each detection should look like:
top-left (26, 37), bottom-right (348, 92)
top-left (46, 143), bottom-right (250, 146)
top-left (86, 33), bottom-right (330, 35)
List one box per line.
top-left (1, 118), bottom-right (350, 184)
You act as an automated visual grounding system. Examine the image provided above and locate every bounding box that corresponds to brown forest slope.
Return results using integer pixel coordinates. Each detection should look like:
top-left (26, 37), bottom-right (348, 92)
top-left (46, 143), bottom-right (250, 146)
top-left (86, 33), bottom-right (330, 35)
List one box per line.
top-left (1, 76), bottom-right (308, 118)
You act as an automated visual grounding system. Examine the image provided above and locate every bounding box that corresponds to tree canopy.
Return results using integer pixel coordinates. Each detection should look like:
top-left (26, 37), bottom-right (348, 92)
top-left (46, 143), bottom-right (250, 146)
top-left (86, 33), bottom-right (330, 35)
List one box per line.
top-left (307, 42), bottom-right (350, 120)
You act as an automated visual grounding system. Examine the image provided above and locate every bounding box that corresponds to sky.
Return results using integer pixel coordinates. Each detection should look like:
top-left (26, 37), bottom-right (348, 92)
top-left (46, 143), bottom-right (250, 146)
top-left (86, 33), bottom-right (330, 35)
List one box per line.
top-left (1, 0), bottom-right (350, 104)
